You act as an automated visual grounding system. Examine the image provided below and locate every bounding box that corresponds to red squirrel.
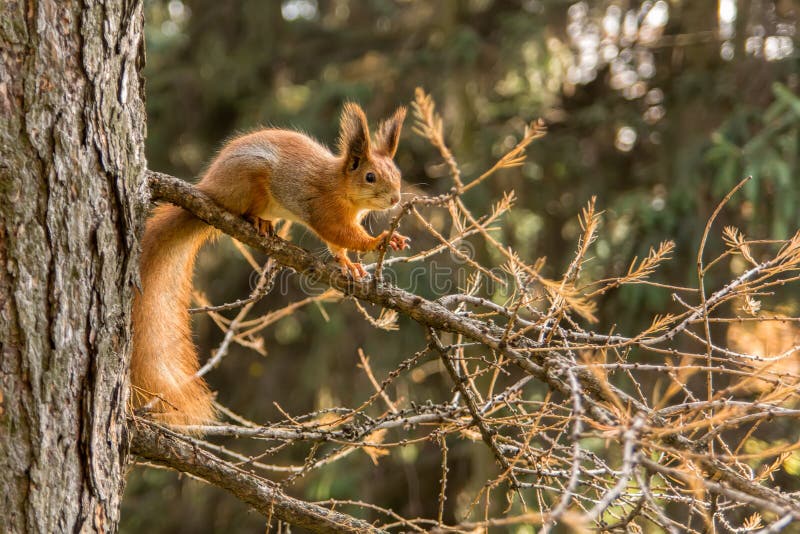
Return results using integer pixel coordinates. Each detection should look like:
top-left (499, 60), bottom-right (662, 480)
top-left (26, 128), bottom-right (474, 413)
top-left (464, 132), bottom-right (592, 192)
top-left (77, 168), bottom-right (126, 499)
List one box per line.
top-left (132, 103), bottom-right (409, 425)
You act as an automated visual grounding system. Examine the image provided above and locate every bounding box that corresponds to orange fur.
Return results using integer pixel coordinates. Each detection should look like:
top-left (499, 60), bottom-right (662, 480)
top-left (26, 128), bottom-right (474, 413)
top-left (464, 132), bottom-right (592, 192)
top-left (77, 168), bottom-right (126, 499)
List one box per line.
top-left (131, 205), bottom-right (216, 425)
top-left (132, 103), bottom-right (408, 426)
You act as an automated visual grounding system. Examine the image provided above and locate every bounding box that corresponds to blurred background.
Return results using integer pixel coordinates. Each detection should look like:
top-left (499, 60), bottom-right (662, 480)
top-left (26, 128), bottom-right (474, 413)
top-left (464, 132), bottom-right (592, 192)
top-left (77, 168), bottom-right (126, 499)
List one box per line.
top-left (123, 1), bottom-right (800, 532)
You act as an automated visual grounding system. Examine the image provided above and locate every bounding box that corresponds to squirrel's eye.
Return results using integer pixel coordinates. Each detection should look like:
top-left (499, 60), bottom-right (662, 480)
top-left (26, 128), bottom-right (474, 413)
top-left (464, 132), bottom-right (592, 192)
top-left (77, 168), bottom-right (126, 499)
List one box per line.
top-left (365, 172), bottom-right (376, 183)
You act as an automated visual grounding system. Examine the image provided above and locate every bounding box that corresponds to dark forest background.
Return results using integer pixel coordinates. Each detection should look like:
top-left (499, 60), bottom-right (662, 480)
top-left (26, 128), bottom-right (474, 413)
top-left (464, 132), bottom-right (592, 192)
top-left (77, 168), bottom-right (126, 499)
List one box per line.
top-left (122, 1), bottom-right (800, 532)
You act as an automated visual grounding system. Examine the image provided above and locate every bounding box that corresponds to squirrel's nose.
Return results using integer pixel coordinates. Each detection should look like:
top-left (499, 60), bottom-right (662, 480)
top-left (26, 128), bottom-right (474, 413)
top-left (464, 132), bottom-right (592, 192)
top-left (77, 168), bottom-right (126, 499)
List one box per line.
top-left (390, 194), bottom-right (400, 205)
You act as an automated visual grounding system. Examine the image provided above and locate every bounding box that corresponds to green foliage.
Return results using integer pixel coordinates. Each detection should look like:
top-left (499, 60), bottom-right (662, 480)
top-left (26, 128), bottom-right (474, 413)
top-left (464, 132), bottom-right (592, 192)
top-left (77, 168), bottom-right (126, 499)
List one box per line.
top-left (706, 82), bottom-right (800, 238)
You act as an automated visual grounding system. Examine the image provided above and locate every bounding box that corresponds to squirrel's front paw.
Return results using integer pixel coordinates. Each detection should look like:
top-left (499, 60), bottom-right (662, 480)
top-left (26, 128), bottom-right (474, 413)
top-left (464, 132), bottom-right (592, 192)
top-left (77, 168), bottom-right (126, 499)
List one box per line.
top-left (387, 232), bottom-right (411, 251)
top-left (337, 255), bottom-right (368, 279)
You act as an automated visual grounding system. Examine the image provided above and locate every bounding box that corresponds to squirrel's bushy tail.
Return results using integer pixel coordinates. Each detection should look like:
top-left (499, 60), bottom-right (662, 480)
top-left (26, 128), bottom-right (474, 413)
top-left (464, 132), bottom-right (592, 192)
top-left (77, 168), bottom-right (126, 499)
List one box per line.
top-left (131, 204), bottom-right (217, 426)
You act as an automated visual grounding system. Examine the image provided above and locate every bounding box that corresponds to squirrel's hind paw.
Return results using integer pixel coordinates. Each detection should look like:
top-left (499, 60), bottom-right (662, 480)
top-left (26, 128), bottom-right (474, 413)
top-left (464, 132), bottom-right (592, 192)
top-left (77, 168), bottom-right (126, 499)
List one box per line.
top-left (246, 215), bottom-right (275, 237)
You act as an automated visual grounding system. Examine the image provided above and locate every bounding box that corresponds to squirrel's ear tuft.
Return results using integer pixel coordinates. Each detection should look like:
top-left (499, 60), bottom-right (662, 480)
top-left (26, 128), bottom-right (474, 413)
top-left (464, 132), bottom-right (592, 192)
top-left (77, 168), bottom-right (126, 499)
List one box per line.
top-left (375, 106), bottom-right (407, 158)
top-left (338, 102), bottom-right (371, 171)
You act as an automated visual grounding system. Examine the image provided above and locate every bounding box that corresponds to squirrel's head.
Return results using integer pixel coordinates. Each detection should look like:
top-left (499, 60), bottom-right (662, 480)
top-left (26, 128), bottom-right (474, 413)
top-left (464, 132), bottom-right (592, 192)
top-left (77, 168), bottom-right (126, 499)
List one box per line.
top-left (337, 103), bottom-right (406, 211)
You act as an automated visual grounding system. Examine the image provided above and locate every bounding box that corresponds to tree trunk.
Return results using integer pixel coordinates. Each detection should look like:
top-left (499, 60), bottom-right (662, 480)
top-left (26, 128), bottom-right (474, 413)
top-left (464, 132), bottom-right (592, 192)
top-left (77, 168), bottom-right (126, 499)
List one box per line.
top-left (0, 1), bottom-right (146, 532)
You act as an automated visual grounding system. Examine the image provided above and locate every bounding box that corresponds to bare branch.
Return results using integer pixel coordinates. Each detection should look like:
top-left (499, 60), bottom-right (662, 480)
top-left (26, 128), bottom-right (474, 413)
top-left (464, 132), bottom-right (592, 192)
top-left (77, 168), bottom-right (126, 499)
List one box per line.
top-left (129, 418), bottom-right (387, 533)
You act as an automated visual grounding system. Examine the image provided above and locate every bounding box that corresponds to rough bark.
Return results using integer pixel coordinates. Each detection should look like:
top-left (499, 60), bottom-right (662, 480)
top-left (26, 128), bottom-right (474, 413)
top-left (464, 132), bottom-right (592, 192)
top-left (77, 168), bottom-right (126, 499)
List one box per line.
top-left (0, 1), bottom-right (146, 532)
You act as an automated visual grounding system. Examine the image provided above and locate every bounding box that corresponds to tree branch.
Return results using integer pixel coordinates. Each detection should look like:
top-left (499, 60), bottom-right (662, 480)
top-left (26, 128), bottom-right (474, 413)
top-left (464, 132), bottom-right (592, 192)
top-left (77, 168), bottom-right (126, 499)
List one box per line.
top-left (129, 418), bottom-right (386, 533)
